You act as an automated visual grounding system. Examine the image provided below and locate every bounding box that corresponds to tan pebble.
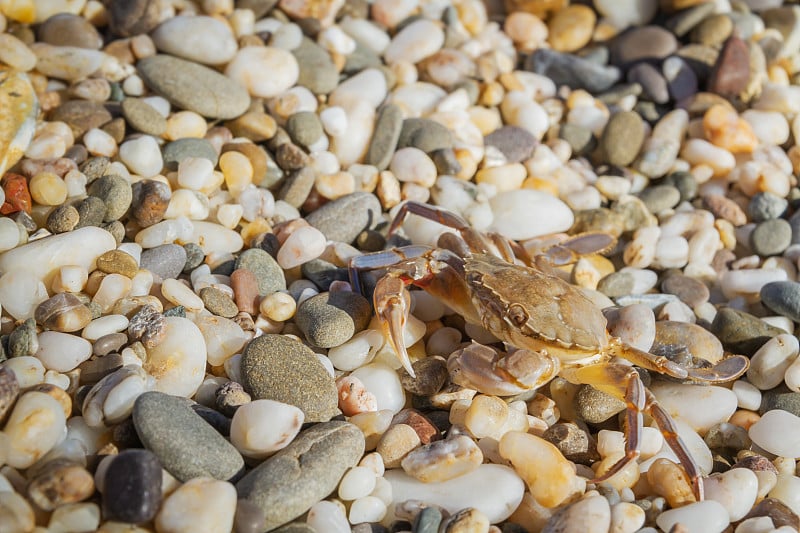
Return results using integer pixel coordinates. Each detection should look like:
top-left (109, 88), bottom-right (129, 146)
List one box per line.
top-left (219, 150), bottom-right (253, 198)
top-left (29, 171), bottom-right (67, 206)
top-left (0, 491), bottom-right (35, 533)
top-left (547, 5), bottom-right (595, 52)
top-left (464, 395), bottom-right (510, 439)
top-left (729, 409), bottom-right (760, 430)
top-left (316, 171), bottom-right (356, 200)
top-left (703, 105), bottom-right (758, 154)
top-left (164, 111), bottom-right (208, 141)
top-left (401, 434), bottom-right (483, 483)
top-left (27, 460), bottom-right (94, 511)
top-left (702, 194), bottom-right (747, 226)
top-left (95, 249), bottom-right (139, 278)
top-left (111, 295), bottom-right (163, 317)
top-left (646, 458), bottom-right (696, 508)
top-left (231, 268), bottom-right (260, 315)
top-left (593, 452), bottom-right (640, 492)
top-left (499, 431), bottom-right (579, 508)
top-left (376, 170), bottom-right (401, 209)
top-left (26, 382), bottom-right (72, 418)
top-left (504, 11), bottom-right (548, 50)
top-left (226, 109), bottom-right (277, 142)
top-left (34, 292), bottom-right (92, 333)
top-left (376, 423), bottom-right (421, 468)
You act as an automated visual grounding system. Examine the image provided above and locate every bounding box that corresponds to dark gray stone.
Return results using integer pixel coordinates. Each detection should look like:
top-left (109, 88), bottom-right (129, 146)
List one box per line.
top-left (761, 281), bottom-right (800, 323)
top-left (102, 449), bottom-right (162, 524)
top-left (132, 391), bottom-right (244, 481)
top-left (365, 104), bottom-right (403, 170)
top-left (236, 421), bottom-right (365, 531)
top-left (525, 48), bottom-right (620, 93)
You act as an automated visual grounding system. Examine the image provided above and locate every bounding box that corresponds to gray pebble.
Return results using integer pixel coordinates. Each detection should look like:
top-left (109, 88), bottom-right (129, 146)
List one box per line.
top-left (343, 40), bottom-right (382, 74)
top-left (215, 381), bottom-right (251, 417)
top-left (748, 192), bottom-right (788, 222)
top-left (132, 391), bottom-right (245, 482)
top-left (525, 48), bottom-right (620, 93)
top-left (102, 449), bottom-right (162, 524)
top-left (761, 280), bottom-right (800, 322)
top-left (182, 243), bottom-right (205, 273)
top-left (92, 332), bottom-right (128, 357)
top-left (162, 138), bottom-right (219, 171)
top-left (710, 307), bottom-right (783, 356)
top-left (240, 334), bottom-right (339, 422)
top-left (122, 97), bottom-right (167, 136)
top-left (87, 175), bottom-right (132, 222)
top-left (301, 259), bottom-right (348, 291)
top-left (236, 421), bottom-right (365, 531)
top-left (137, 55), bottom-right (250, 119)
top-left (365, 104), bottom-right (403, 170)
top-left (661, 273), bottom-right (710, 308)
top-left (200, 287), bottom-right (239, 318)
top-left (597, 272), bottom-right (635, 298)
top-left (665, 2), bottom-right (716, 37)
top-left (628, 62), bottom-right (670, 104)
top-left (750, 218), bottom-right (792, 256)
top-left (233, 498), bottom-right (268, 533)
top-left (108, 0), bottom-right (165, 36)
top-left (50, 100), bottom-right (112, 139)
top-left (46, 204), bottom-right (79, 234)
top-left (285, 111), bottom-right (323, 150)
top-left (234, 248), bottom-right (286, 296)
top-left (140, 244), bottom-right (187, 280)
top-left (8, 319), bottom-right (37, 358)
top-left (610, 25), bottom-right (678, 66)
top-left (305, 192), bottom-right (382, 244)
top-left (413, 506), bottom-right (443, 533)
top-left (558, 123), bottom-right (596, 157)
top-left (277, 167), bottom-right (316, 209)
top-left (760, 388), bottom-right (800, 417)
top-left (431, 148), bottom-right (462, 176)
top-left (600, 111), bottom-right (645, 167)
top-left (542, 422), bottom-right (599, 465)
top-left (662, 171), bottom-right (698, 202)
top-left (295, 291), bottom-right (372, 348)
top-left (483, 126), bottom-right (537, 163)
top-left (397, 118), bottom-right (454, 153)
top-left (663, 56), bottom-right (699, 102)
top-left (639, 185), bottom-right (681, 214)
top-left (691, 13), bottom-right (734, 47)
top-left (574, 384), bottom-right (626, 424)
top-left (291, 38), bottom-right (339, 95)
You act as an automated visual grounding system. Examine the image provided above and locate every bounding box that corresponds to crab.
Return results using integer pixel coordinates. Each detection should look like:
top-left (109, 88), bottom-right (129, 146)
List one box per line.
top-left (349, 201), bottom-right (749, 502)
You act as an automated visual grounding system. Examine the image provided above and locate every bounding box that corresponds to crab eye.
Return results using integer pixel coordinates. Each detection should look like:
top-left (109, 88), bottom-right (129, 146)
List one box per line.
top-left (507, 303), bottom-right (528, 327)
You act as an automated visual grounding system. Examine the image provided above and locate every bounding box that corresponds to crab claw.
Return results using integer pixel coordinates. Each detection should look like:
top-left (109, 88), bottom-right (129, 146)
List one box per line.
top-left (374, 275), bottom-right (416, 378)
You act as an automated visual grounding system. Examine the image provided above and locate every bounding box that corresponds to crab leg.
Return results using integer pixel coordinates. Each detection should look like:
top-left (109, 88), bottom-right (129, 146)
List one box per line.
top-left (561, 363), bottom-right (704, 501)
top-left (389, 201), bottom-right (495, 255)
top-left (350, 247), bottom-right (478, 378)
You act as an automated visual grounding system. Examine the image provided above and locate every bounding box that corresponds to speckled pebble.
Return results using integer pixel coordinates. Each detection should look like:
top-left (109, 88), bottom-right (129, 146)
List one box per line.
top-left (200, 287), bottom-right (239, 319)
top-left (295, 291), bottom-right (372, 348)
top-left (234, 248), bottom-right (287, 296)
top-left (140, 244), bottom-right (187, 280)
top-left (750, 219), bottom-right (792, 256)
top-left (305, 192), bottom-right (382, 244)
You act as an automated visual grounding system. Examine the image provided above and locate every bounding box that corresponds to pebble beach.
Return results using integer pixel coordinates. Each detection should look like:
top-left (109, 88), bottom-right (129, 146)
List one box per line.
top-left (3, 0), bottom-right (800, 532)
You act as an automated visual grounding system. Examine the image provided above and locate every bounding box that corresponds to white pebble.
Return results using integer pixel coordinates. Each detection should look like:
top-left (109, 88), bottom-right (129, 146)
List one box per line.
top-left (118, 135), bottom-right (163, 177)
top-left (225, 46), bottom-right (299, 98)
top-left (277, 226), bottom-right (327, 269)
top-left (655, 500), bottom-right (730, 533)
top-left (350, 362), bottom-right (406, 414)
top-left (488, 189), bottom-right (574, 240)
top-left (0, 270), bottom-right (48, 320)
top-left (4, 391), bottom-right (67, 468)
top-left (2, 356), bottom-right (45, 388)
top-left (155, 478), bottom-right (237, 533)
top-left (82, 128), bottom-right (117, 156)
top-left (143, 316), bottom-right (207, 397)
top-left (384, 19), bottom-right (444, 65)
top-left (195, 315), bottom-right (249, 367)
top-left (732, 380), bottom-right (762, 411)
top-left (769, 474), bottom-right (800, 516)
top-left (35, 331), bottom-right (92, 372)
top-left (609, 501), bottom-right (645, 533)
top-left (327, 329), bottom-right (383, 371)
top-left (649, 382), bottom-right (737, 435)
top-left (151, 15), bottom-right (238, 64)
top-left (338, 466), bottom-right (377, 501)
top-left (749, 410), bottom-right (800, 458)
top-left (230, 399), bottom-right (304, 459)
top-left (307, 500), bottom-right (350, 533)
top-left (720, 269), bottom-right (788, 301)
top-left (747, 333), bottom-right (799, 390)
top-left (349, 496), bottom-right (387, 524)
top-left (704, 468), bottom-right (758, 522)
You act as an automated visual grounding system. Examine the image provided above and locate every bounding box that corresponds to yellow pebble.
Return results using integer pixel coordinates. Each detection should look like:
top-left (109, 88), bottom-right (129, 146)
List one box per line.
top-left (315, 171), bottom-right (356, 200)
top-left (29, 172), bottom-right (67, 206)
top-left (522, 176), bottom-right (559, 196)
top-left (219, 150), bottom-right (253, 197)
top-left (703, 104), bottom-right (758, 154)
top-left (240, 217), bottom-right (271, 245)
top-left (646, 458), bottom-right (696, 508)
top-left (475, 163), bottom-right (527, 192)
top-left (548, 5), bottom-right (595, 53)
top-left (164, 111), bottom-right (207, 140)
top-left (594, 452), bottom-right (641, 492)
top-left (259, 291), bottom-right (297, 322)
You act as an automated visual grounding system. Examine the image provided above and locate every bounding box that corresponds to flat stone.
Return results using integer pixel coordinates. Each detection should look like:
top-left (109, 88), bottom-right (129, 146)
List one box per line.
top-left (38, 13), bottom-right (103, 49)
top-left (236, 421), bottom-right (365, 531)
top-left (277, 167), bottom-right (315, 209)
top-left (628, 62), bottom-right (669, 104)
top-left (610, 26), bottom-right (679, 66)
top-left (137, 55), bottom-right (250, 119)
top-left (665, 2), bottom-right (717, 37)
top-left (49, 100), bottom-right (112, 139)
top-left (122, 97), bottom-right (167, 136)
top-left (760, 388), bottom-right (800, 417)
top-left (199, 286), bottom-right (239, 318)
top-left (234, 248), bottom-right (286, 296)
top-left (661, 273), bottom-right (710, 307)
top-left (484, 126), bottom-right (537, 163)
top-left (600, 111), bottom-right (645, 167)
top-left (240, 334), bottom-right (339, 423)
top-left (397, 118), bottom-right (453, 153)
top-left (525, 48), bottom-right (620, 93)
top-left (710, 307), bottom-right (783, 356)
top-left (140, 244), bottom-right (187, 280)
top-left (285, 111), bottom-right (323, 150)
top-left (133, 391), bottom-right (245, 482)
top-left (365, 104), bottom-right (403, 170)
top-left (305, 192), bottom-right (382, 244)
top-left (639, 185), bottom-right (681, 214)
top-left (291, 38), bottom-right (339, 95)
top-left (102, 449), bottom-right (162, 524)
top-left (761, 281), bottom-right (800, 322)
top-left (295, 291), bottom-right (372, 348)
